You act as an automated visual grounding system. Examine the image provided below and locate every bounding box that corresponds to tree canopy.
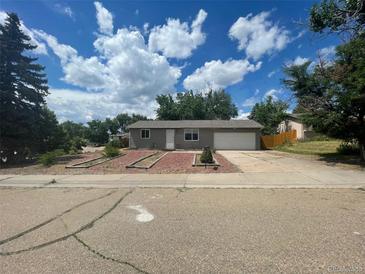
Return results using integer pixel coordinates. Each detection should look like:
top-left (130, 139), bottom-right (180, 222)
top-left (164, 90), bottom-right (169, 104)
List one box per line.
top-left (156, 90), bottom-right (238, 120)
top-left (310, 0), bottom-right (365, 37)
top-left (248, 96), bottom-right (288, 135)
top-left (284, 0), bottom-right (365, 160)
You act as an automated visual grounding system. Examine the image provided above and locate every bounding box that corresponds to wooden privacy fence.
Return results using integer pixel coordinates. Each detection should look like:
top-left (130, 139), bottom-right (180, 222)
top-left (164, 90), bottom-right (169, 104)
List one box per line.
top-left (261, 130), bottom-right (297, 149)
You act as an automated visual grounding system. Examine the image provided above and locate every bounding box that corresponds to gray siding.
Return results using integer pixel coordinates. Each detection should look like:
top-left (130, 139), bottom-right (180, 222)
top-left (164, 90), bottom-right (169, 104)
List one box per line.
top-left (129, 127), bottom-right (261, 150)
top-left (175, 128), bottom-right (213, 149)
top-left (129, 128), bottom-right (166, 149)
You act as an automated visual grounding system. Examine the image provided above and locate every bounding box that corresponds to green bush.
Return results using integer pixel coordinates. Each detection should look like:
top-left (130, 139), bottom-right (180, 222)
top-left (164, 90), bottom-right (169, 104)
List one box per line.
top-left (108, 139), bottom-right (122, 148)
top-left (200, 146), bottom-right (214, 163)
top-left (337, 141), bottom-right (360, 155)
top-left (71, 137), bottom-right (87, 150)
top-left (38, 149), bottom-right (65, 166)
top-left (103, 144), bottom-right (120, 158)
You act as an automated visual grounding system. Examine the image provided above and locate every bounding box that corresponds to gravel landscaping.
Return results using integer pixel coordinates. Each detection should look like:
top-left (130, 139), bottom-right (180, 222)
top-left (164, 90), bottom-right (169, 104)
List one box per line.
top-left (0, 150), bottom-right (239, 174)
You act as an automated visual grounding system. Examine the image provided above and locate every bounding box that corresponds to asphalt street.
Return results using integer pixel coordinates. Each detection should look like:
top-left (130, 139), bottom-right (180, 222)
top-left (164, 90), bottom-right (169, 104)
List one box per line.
top-left (0, 187), bottom-right (364, 273)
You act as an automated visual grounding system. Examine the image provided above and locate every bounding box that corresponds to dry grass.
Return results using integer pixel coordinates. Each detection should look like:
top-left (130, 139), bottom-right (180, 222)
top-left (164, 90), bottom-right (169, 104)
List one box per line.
top-left (275, 140), bottom-right (342, 155)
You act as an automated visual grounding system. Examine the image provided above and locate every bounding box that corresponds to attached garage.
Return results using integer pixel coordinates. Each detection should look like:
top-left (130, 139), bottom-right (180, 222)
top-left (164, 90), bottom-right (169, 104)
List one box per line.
top-left (214, 132), bottom-right (256, 150)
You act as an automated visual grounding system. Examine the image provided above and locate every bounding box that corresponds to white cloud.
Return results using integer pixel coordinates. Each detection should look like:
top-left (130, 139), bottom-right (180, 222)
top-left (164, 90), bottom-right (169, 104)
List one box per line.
top-left (287, 56), bottom-right (309, 66)
top-left (242, 89), bottom-right (260, 107)
top-left (0, 11), bottom-right (47, 55)
top-left (229, 11), bottom-right (290, 60)
top-left (47, 88), bottom-right (157, 123)
top-left (148, 9), bottom-right (207, 59)
top-left (264, 88), bottom-right (282, 100)
top-left (34, 4), bottom-right (182, 122)
top-left (267, 70), bottom-right (276, 78)
top-left (54, 4), bottom-right (74, 19)
top-left (318, 45), bottom-right (336, 60)
top-left (183, 59), bottom-right (261, 91)
top-left (235, 110), bottom-right (250, 120)
top-left (94, 1), bottom-right (113, 35)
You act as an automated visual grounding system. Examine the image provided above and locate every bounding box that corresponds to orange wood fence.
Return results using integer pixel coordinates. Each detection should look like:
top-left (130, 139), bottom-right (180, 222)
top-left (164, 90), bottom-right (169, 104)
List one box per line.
top-left (261, 130), bottom-right (297, 149)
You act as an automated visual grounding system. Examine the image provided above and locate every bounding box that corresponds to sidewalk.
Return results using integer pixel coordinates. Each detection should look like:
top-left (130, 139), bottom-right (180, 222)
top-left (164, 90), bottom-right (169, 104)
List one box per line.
top-left (0, 170), bottom-right (364, 189)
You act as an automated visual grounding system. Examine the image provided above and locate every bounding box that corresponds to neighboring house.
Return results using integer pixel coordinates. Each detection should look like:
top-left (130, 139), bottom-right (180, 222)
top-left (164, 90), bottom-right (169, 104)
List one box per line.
top-left (278, 114), bottom-right (314, 140)
top-left (127, 120), bottom-right (263, 150)
top-left (110, 132), bottom-right (129, 141)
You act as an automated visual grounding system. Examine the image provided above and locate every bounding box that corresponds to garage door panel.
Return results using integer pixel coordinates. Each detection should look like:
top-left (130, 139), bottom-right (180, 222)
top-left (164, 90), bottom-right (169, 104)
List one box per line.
top-left (214, 132), bottom-right (256, 150)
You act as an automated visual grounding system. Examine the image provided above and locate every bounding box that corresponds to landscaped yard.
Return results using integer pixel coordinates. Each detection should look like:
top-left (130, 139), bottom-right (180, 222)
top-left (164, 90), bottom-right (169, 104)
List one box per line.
top-left (0, 150), bottom-right (239, 175)
top-left (275, 140), bottom-right (342, 155)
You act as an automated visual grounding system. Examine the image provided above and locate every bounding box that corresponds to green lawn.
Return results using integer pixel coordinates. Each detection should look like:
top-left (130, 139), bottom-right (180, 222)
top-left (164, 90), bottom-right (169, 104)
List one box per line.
top-left (275, 140), bottom-right (342, 155)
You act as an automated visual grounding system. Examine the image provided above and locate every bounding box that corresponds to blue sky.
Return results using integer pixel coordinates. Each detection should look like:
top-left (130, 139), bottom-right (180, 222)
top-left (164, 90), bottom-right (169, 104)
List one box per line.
top-left (1, 0), bottom-right (339, 122)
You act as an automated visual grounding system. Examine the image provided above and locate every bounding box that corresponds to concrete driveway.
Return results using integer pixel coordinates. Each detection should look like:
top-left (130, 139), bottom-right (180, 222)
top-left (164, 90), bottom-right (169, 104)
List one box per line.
top-left (0, 187), bottom-right (364, 273)
top-left (218, 150), bottom-right (365, 185)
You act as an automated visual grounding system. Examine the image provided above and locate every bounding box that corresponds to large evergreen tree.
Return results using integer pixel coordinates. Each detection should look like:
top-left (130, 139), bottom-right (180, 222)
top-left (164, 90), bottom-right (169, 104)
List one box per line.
top-left (0, 13), bottom-right (49, 162)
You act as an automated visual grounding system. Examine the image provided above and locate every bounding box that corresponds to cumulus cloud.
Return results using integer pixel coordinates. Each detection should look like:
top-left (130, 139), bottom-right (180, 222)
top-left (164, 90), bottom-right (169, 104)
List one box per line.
top-left (183, 59), bottom-right (261, 91)
top-left (229, 11), bottom-right (290, 60)
top-left (0, 11), bottom-right (47, 55)
top-left (287, 56), bottom-right (310, 66)
top-left (47, 88), bottom-right (157, 122)
top-left (235, 110), bottom-right (250, 119)
top-left (148, 9), bottom-right (207, 59)
top-left (264, 88), bottom-right (282, 100)
top-left (34, 4), bottom-right (181, 122)
top-left (242, 89), bottom-right (260, 107)
top-left (94, 1), bottom-right (113, 35)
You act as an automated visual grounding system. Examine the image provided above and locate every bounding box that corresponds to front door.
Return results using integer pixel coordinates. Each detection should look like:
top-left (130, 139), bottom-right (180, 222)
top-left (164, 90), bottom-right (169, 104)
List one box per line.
top-left (166, 129), bottom-right (175, 149)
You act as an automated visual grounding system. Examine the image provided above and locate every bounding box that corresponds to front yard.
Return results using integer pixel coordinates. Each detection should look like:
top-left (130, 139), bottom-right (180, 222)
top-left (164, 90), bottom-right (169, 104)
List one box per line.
top-left (275, 140), bottom-right (342, 155)
top-left (274, 139), bottom-right (364, 169)
top-left (0, 150), bottom-right (239, 175)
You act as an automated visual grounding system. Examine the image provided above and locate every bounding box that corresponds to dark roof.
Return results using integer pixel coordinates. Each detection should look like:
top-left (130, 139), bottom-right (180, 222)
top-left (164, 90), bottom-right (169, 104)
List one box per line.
top-left (128, 120), bottom-right (263, 129)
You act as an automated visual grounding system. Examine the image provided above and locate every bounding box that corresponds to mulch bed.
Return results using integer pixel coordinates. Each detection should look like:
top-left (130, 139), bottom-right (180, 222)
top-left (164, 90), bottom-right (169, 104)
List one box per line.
top-left (147, 152), bottom-right (239, 174)
top-left (0, 150), bottom-right (239, 174)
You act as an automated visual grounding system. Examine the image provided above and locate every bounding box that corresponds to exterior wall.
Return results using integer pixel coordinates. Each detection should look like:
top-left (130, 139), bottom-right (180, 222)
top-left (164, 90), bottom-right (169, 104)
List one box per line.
top-left (278, 120), bottom-right (305, 139)
top-left (175, 128), bottom-right (213, 149)
top-left (129, 128), bottom-right (166, 149)
top-left (130, 127), bottom-right (261, 150)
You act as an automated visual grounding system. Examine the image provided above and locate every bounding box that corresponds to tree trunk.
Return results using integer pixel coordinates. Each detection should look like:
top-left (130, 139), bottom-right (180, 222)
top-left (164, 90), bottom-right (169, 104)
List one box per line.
top-left (361, 143), bottom-right (365, 162)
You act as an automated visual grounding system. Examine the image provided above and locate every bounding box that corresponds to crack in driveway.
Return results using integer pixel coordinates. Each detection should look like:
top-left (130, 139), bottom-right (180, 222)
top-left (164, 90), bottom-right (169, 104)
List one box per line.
top-left (0, 189), bottom-right (134, 256)
top-left (73, 234), bottom-right (149, 274)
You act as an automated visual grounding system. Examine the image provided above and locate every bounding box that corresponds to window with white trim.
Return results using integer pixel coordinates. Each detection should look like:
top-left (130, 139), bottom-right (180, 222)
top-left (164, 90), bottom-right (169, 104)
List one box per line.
top-left (141, 129), bottom-right (150, 139)
top-left (184, 129), bottom-right (199, 141)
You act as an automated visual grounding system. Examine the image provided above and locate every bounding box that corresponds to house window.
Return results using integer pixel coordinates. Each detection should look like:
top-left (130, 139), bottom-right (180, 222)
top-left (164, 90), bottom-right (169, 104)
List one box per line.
top-left (184, 129), bottom-right (199, 141)
top-left (141, 129), bottom-right (150, 139)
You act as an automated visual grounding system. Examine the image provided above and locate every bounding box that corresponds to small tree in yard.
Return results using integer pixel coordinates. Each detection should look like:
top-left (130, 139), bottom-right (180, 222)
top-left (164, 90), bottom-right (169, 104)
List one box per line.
top-left (103, 144), bottom-right (120, 158)
top-left (200, 147), bottom-right (214, 164)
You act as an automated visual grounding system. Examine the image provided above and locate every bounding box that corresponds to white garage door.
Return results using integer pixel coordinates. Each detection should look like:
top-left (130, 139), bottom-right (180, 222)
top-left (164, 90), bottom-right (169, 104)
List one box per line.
top-left (214, 132), bottom-right (256, 150)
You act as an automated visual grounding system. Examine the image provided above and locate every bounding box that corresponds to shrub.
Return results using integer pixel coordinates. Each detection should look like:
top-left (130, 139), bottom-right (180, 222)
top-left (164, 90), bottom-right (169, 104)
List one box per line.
top-left (200, 146), bottom-right (214, 163)
top-left (103, 144), bottom-right (120, 158)
top-left (38, 149), bottom-right (65, 166)
top-left (337, 141), bottom-right (360, 155)
top-left (71, 137), bottom-right (87, 150)
top-left (108, 139), bottom-right (122, 148)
